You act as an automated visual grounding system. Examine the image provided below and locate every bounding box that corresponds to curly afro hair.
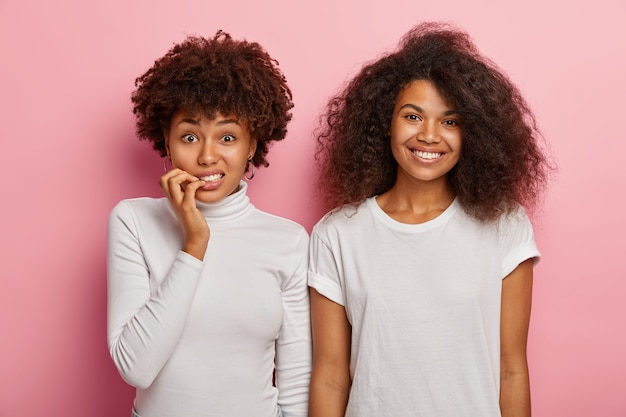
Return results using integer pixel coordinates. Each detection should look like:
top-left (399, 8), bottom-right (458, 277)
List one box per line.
top-left (131, 31), bottom-right (293, 167)
top-left (316, 22), bottom-right (553, 221)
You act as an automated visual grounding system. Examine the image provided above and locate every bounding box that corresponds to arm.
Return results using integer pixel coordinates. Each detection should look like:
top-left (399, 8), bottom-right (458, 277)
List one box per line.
top-left (107, 169), bottom-right (209, 388)
top-left (309, 288), bottom-right (352, 417)
top-left (500, 258), bottom-right (534, 417)
top-left (275, 230), bottom-right (312, 417)
top-left (107, 202), bottom-right (204, 388)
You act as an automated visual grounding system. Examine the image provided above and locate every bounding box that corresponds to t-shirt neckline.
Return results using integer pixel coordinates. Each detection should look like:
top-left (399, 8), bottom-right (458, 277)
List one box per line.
top-left (368, 196), bottom-right (460, 233)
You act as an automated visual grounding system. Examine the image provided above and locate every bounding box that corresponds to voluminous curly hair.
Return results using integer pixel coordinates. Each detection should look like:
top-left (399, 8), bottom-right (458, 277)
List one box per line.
top-left (132, 31), bottom-right (293, 167)
top-left (316, 22), bottom-right (553, 221)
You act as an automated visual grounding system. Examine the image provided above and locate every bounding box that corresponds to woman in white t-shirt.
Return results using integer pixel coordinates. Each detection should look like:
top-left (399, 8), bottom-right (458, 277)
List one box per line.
top-left (107, 32), bottom-right (311, 417)
top-left (308, 22), bottom-right (553, 417)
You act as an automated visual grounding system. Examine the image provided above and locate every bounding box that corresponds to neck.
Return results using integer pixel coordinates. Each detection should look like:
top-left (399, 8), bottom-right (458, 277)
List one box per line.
top-left (193, 181), bottom-right (252, 221)
top-left (376, 176), bottom-right (455, 224)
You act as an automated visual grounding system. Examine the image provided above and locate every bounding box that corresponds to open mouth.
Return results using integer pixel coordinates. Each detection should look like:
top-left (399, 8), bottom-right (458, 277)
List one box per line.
top-left (199, 174), bottom-right (224, 182)
top-left (412, 150), bottom-right (442, 160)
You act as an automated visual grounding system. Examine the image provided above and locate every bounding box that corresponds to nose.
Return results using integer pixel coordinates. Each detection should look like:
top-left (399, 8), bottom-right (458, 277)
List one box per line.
top-left (417, 121), bottom-right (440, 144)
top-left (198, 141), bottom-right (219, 165)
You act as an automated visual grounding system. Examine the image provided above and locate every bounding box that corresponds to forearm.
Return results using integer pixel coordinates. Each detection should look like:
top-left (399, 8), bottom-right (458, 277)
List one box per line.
top-left (308, 287), bottom-right (352, 417)
top-left (108, 251), bottom-right (202, 388)
top-left (275, 292), bottom-right (312, 415)
top-left (500, 259), bottom-right (533, 417)
top-left (500, 365), bottom-right (531, 417)
top-left (309, 367), bottom-right (351, 417)
top-left (275, 230), bottom-right (312, 416)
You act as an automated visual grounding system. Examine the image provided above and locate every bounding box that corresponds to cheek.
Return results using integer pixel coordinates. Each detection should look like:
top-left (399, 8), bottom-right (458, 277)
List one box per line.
top-left (169, 145), bottom-right (196, 166)
top-left (391, 122), bottom-right (419, 140)
top-left (389, 140), bottom-right (408, 165)
top-left (169, 153), bottom-right (184, 169)
top-left (455, 135), bottom-right (463, 151)
top-left (226, 149), bottom-right (251, 171)
top-left (444, 131), bottom-right (462, 149)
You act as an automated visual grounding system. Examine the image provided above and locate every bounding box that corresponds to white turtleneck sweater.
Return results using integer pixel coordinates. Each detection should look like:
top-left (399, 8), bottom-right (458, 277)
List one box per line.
top-left (107, 182), bottom-right (311, 417)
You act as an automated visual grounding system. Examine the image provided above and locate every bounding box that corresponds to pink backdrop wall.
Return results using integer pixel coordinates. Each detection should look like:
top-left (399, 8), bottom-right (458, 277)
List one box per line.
top-left (1, 0), bottom-right (624, 415)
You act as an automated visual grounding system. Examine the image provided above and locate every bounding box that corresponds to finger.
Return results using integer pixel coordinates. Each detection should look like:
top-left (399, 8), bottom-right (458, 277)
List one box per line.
top-left (159, 169), bottom-right (185, 196)
top-left (163, 172), bottom-right (199, 203)
top-left (181, 180), bottom-right (206, 207)
top-left (159, 168), bottom-right (185, 184)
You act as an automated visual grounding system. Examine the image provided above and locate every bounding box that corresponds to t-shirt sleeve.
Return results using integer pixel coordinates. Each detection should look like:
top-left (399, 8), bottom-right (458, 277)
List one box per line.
top-left (307, 222), bottom-right (346, 306)
top-left (275, 228), bottom-right (312, 417)
top-left (500, 205), bottom-right (541, 278)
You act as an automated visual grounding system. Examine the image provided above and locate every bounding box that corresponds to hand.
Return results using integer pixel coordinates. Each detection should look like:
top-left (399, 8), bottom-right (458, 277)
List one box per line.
top-left (159, 168), bottom-right (210, 260)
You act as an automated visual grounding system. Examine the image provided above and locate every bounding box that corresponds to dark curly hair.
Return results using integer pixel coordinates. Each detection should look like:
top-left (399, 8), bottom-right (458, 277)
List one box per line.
top-left (131, 31), bottom-right (293, 167)
top-left (316, 22), bottom-right (553, 221)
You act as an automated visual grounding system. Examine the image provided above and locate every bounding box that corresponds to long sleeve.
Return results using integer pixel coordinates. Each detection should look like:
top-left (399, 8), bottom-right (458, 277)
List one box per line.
top-left (107, 200), bottom-right (204, 389)
top-left (275, 228), bottom-right (312, 417)
top-left (107, 187), bottom-right (312, 417)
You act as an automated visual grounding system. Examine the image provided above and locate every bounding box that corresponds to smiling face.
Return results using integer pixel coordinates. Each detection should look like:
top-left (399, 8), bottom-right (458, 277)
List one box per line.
top-left (389, 79), bottom-right (462, 189)
top-left (165, 109), bottom-right (257, 204)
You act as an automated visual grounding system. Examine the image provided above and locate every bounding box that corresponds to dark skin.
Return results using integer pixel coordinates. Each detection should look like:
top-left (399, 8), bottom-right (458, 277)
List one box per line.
top-left (159, 110), bottom-right (257, 261)
top-left (309, 81), bottom-right (533, 417)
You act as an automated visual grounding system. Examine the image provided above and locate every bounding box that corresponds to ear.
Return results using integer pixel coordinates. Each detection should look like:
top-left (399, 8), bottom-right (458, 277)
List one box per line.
top-left (248, 137), bottom-right (258, 160)
top-left (162, 129), bottom-right (170, 156)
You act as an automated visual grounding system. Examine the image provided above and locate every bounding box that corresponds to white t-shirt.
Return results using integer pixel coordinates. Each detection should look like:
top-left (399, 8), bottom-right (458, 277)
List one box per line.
top-left (308, 197), bottom-right (539, 417)
top-left (108, 182), bottom-right (311, 417)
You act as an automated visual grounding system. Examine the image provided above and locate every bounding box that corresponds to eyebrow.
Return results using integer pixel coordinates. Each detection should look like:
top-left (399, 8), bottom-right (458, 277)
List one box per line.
top-left (399, 104), bottom-right (458, 116)
top-left (216, 118), bottom-right (241, 126)
top-left (176, 117), bottom-right (241, 126)
top-left (177, 117), bottom-right (201, 126)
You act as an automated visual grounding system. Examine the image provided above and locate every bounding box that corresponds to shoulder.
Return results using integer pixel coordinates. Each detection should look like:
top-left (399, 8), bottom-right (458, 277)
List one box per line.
top-left (111, 196), bottom-right (168, 213)
top-left (496, 203), bottom-right (533, 232)
top-left (455, 202), bottom-right (532, 234)
top-left (312, 200), bottom-right (372, 236)
top-left (249, 207), bottom-right (309, 240)
top-left (109, 197), bottom-right (170, 224)
top-left (491, 203), bottom-right (537, 254)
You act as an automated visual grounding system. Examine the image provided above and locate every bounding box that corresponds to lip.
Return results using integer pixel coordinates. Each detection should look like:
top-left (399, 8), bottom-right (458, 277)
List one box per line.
top-left (195, 169), bottom-right (224, 178)
top-left (409, 147), bottom-right (446, 163)
top-left (195, 170), bottom-right (225, 191)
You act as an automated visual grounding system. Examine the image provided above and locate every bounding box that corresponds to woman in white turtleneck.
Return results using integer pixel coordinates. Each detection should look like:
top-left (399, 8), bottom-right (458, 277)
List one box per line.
top-left (107, 32), bottom-right (311, 417)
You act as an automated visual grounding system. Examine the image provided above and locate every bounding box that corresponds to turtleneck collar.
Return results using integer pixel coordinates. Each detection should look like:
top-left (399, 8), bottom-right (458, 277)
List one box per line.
top-left (194, 181), bottom-right (253, 222)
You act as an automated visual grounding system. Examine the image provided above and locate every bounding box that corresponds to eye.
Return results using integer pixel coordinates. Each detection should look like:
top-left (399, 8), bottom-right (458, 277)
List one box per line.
top-left (405, 114), bottom-right (421, 121)
top-left (443, 119), bottom-right (460, 127)
top-left (182, 134), bottom-right (198, 143)
top-left (220, 134), bottom-right (235, 143)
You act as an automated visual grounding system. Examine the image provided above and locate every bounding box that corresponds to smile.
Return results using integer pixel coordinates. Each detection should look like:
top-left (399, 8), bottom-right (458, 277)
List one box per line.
top-left (199, 174), bottom-right (224, 182)
top-left (412, 150), bottom-right (442, 160)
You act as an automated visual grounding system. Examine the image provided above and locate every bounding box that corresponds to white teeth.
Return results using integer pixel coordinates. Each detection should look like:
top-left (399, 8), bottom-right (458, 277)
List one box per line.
top-left (413, 150), bottom-right (442, 160)
top-left (199, 174), bottom-right (223, 182)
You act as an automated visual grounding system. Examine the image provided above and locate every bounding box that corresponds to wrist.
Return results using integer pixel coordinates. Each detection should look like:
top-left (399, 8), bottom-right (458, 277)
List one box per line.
top-left (183, 240), bottom-right (208, 261)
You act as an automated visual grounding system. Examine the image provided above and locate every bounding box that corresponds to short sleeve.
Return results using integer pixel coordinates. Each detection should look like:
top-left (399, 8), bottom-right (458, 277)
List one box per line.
top-left (307, 222), bottom-right (346, 306)
top-left (499, 205), bottom-right (541, 278)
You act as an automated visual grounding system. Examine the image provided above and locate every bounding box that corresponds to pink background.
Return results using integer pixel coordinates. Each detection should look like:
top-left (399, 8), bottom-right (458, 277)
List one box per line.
top-left (1, 0), bottom-right (625, 416)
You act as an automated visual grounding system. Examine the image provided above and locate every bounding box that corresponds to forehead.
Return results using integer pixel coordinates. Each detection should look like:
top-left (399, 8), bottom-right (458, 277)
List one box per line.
top-left (395, 80), bottom-right (453, 109)
top-left (173, 107), bottom-right (233, 119)
top-left (171, 108), bottom-right (250, 127)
